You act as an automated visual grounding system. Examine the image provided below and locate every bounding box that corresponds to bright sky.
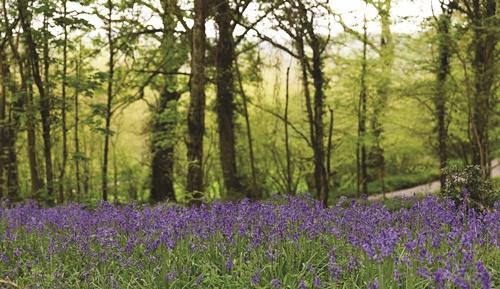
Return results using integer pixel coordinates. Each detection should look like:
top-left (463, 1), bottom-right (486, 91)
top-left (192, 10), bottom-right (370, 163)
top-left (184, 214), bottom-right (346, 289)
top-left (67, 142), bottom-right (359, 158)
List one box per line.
top-left (226, 0), bottom-right (444, 42)
top-left (73, 0), bottom-right (444, 43)
top-left (331, 0), bottom-right (442, 34)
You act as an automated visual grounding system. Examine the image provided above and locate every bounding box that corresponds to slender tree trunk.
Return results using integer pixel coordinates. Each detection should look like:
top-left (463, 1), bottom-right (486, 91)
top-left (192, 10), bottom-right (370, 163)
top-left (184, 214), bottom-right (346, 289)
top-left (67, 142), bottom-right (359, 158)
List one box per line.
top-left (150, 89), bottom-right (178, 203)
top-left (235, 60), bottom-right (259, 199)
top-left (435, 9), bottom-right (452, 189)
top-left (0, 49), bottom-right (7, 198)
top-left (296, 2), bottom-right (330, 206)
top-left (470, 0), bottom-right (496, 179)
top-left (293, 3), bottom-right (330, 206)
top-left (42, 10), bottom-right (54, 202)
top-left (371, 0), bottom-right (393, 199)
top-left (2, 49), bottom-right (22, 201)
top-left (215, 0), bottom-right (242, 200)
top-left (74, 43), bottom-right (82, 199)
top-left (113, 144), bottom-right (117, 202)
top-left (58, 0), bottom-right (69, 202)
top-left (7, 9), bottom-right (42, 197)
top-left (284, 66), bottom-right (292, 194)
top-left (326, 107), bottom-right (334, 193)
top-left (6, 113), bottom-right (21, 201)
top-left (311, 45), bottom-right (329, 207)
top-left (83, 142), bottom-right (90, 196)
top-left (18, 0), bottom-right (54, 204)
top-left (358, 15), bottom-right (368, 197)
top-left (296, 36), bottom-right (319, 195)
top-left (296, 32), bottom-right (329, 206)
top-left (186, 0), bottom-right (206, 204)
top-left (23, 57), bottom-right (44, 197)
top-left (102, 0), bottom-right (114, 202)
top-left (149, 1), bottom-right (180, 204)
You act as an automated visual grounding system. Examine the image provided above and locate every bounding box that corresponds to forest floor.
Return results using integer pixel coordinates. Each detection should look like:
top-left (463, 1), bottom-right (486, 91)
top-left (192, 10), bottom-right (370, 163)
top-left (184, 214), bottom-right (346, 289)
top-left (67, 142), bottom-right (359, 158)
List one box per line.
top-left (369, 159), bottom-right (500, 200)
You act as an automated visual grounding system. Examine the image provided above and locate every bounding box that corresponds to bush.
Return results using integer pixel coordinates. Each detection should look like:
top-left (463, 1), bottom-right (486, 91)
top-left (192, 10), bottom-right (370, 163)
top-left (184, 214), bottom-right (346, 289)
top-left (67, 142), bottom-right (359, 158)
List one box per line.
top-left (442, 165), bottom-right (499, 207)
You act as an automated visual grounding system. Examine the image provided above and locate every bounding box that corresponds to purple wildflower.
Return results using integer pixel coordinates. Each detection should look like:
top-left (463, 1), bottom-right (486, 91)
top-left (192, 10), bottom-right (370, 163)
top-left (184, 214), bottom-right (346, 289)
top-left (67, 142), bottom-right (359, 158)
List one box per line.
top-left (165, 271), bottom-right (177, 282)
top-left (476, 261), bottom-right (491, 289)
top-left (251, 271), bottom-right (261, 286)
top-left (271, 278), bottom-right (281, 289)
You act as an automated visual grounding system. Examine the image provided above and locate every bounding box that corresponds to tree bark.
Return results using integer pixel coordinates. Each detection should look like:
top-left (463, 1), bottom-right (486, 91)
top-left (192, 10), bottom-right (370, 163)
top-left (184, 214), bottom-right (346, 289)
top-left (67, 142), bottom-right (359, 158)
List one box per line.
top-left (58, 0), bottom-right (69, 202)
top-left (74, 42), bottom-right (82, 199)
top-left (311, 42), bottom-right (329, 207)
top-left (435, 7), bottom-right (452, 189)
top-left (469, 0), bottom-right (496, 179)
top-left (326, 107), bottom-right (334, 193)
top-left (18, 0), bottom-right (54, 204)
top-left (299, 1), bottom-right (329, 206)
top-left (357, 15), bottom-right (368, 197)
top-left (296, 36), bottom-right (321, 197)
top-left (9, 32), bottom-right (44, 197)
top-left (150, 89), bottom-right (178, 203)
top-left (284, 66), bottom-right (293, 194)
top-left (186, 0), bottom-right (207, 204)
top-left (1, 48), bottom-right (22, 201)
top-left (22, 55), bottom-right (44, 198)
top-left (214, 0), bottom-right (243, 200)
top-left (42, 10), bottom-right (54, 202)
top-left (0, 49), bottom-right (7, 198)
top-left (291, 2), bottom-right (330, 206)
top-left (370, 0), bottom-right (393, 198)
top-left (102, 0), bottom-right (114, 202)
top-left (113, 143), bottom-right (118, 201)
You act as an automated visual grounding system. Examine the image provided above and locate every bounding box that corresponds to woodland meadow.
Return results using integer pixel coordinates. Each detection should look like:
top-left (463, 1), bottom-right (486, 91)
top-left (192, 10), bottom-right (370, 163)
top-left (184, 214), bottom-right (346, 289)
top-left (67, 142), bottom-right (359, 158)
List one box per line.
top-left (0, 0), bottom-right (499, 288)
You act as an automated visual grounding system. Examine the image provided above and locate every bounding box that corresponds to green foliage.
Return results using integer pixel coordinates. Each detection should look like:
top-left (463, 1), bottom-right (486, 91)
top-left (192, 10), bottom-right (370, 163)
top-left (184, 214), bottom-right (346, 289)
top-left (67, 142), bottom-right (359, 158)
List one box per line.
top-left (442, 165), bottom-right (499, 207)
top-left (2, 0), bottom-right (498, 204)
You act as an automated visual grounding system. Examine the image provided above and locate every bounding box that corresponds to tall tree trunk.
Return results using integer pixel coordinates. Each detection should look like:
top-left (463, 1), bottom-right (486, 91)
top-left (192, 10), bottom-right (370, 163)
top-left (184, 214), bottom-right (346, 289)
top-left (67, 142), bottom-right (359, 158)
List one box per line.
top-left (357, 15), bottom-right (368, 197)
top-left (22, 56), bottom-right (44, 197)
top-left (326, 107), bottom-right (334, 193)
top-left (42, 10), bottom-right (54, 202)
top-left (83, 139), bottom-right (90, 196)
top-left (435, 8), bottom-right (452, 189)
top-left (284, 66), bottom-right (293, 194)
top-left (2, 49), bottom-right (22, 201)
top-left (6, 110), bottom-right (21, 201)
top-left (9, 31), bottom-right (44, 197)
top-left (150, 89), bottom-right (178, 203)
top-left (370, 0), bottom-right (393, 198)
top-left (294, 2), bottom-right (330, 206)
top-left (0, 49), bottom-right (7, 198)
top-left (102, 0), bottom-right (114, 202)
top-left (296, 35), bottom-right (319, 197)
top-left (74, 42), bottom-right (82, 199)
top-left (470, 0), bottom-right (496, 179)
top-left (58, 0), bottom-right (69, 202)
top-left (149, 0), bottom-right (181, 204)
top-left (235, 59), bottom-right (259, 199)
top-left (113, 143), bottom-right (117, 201)
top-left (18, 0), bottom-right (54, 204)
top-left (186, 0), bottom-right (206, 204)
top-left (311, 43), bottom-right (329, 207)
top-left (215, 0), bottom-right (242, 200)
top-left (298, 1), bottom-right (329, 205)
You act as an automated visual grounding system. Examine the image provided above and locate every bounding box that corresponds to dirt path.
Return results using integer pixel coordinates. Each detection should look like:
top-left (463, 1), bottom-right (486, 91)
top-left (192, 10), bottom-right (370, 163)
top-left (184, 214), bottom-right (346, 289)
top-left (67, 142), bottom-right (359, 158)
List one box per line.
top-left (368, 159), bottom-right (500, 200)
